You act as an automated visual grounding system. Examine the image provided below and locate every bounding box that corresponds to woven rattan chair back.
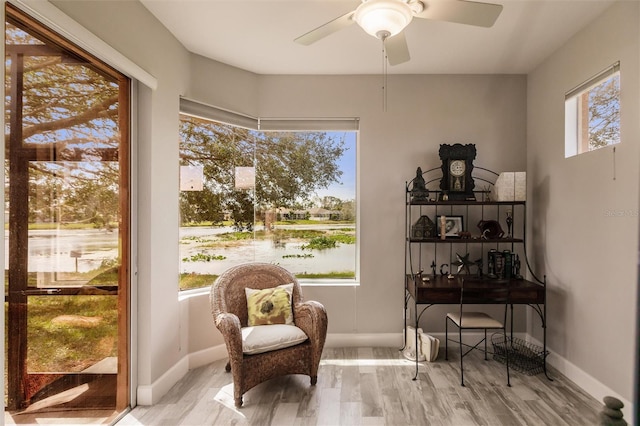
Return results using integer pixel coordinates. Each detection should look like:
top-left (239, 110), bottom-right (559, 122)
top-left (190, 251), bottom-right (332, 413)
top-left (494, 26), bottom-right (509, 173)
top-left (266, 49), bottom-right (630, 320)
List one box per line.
top-left (211, 262), bottom-right (303, 327)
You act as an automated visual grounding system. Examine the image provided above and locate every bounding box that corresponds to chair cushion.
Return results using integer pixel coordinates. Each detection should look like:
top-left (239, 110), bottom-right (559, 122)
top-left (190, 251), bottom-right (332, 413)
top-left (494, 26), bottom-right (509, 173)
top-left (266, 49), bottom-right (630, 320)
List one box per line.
top-left (245, 283), bottom-right (294, 326)
top-left (241, 324), bottom-right (308, 355)
top-left (447, 311), bottom-right (503, 329)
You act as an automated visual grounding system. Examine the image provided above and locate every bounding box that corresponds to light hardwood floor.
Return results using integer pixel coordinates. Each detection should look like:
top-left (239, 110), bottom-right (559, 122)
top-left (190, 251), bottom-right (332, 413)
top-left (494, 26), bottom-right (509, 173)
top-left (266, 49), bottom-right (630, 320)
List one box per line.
top-left (118, 346), bottom-right (604, 426)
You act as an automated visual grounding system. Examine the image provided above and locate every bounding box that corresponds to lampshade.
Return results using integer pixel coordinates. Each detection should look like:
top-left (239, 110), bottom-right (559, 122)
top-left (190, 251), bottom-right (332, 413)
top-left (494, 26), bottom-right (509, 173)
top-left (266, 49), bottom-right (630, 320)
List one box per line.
top-left (354, 0), bottom-right (414, 39)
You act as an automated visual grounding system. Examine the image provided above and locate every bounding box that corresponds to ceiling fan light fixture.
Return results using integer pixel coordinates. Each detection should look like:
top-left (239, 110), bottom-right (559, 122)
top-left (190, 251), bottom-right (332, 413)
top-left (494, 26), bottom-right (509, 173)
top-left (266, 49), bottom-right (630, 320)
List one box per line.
top-left (354, 0), bottom-right (414, 39)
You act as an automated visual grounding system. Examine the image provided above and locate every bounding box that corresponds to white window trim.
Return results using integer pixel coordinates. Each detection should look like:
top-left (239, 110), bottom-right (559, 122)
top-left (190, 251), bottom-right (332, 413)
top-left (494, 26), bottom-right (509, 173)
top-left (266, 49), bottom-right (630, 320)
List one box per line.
top-left (564, 61), bottom-right (620, 158)
top-left (564, 96), bottom-right (579, 158)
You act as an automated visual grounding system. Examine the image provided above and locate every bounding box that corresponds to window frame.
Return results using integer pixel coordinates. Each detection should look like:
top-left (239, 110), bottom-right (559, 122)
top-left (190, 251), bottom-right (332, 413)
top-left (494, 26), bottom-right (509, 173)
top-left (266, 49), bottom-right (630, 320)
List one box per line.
top-left (564, 61), bottom-right (620, 158)
top-left (178, 98), bottom-right (360, 290)
top-left (5, 3), bottom-right (132, 411)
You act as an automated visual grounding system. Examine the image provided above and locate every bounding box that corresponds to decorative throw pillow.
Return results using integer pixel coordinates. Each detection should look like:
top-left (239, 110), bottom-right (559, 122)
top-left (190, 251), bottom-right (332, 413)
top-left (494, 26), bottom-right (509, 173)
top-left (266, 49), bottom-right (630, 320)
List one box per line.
top-left (245, 283), bottom-right (294, 326)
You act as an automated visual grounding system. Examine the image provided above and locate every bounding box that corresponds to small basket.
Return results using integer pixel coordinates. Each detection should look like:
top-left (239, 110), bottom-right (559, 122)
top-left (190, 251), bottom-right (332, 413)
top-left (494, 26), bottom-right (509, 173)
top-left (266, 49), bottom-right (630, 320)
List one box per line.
top-left (491, 334), bottom-right (548, 375)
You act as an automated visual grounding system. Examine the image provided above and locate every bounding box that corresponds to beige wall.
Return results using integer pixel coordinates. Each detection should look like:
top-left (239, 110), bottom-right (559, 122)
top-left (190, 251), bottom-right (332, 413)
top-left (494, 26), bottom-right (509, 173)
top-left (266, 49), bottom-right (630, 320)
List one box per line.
top-left (188, 54), bottom-right (259, 117)
top-left (24, 0), bottom-right (637, 414)
top-left (527, 0), bottom-right (639, 406)
top-left (186, 71), bottom-right (528, 339)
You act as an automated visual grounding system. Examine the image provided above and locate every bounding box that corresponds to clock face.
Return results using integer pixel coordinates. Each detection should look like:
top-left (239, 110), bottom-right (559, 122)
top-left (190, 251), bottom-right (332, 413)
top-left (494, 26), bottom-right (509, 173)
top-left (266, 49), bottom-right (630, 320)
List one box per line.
top-left (449, 160), bottom-right (466, 177)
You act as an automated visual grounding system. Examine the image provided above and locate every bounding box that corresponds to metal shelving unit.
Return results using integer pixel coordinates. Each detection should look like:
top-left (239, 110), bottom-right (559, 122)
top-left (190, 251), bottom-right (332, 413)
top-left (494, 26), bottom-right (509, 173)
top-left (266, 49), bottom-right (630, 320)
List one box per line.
top-left (402, 166), bottom-right (549, 381)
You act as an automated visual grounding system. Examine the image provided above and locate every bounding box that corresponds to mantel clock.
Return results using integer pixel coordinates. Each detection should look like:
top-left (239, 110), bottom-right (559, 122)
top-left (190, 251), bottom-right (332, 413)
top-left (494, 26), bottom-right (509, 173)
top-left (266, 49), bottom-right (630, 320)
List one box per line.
top-left (439, 143), bottom-right (476, 201)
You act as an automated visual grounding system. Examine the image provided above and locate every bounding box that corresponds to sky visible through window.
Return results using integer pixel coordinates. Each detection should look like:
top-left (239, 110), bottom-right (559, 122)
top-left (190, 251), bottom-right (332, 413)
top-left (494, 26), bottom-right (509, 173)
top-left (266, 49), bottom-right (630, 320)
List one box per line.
top-left (316, 131), bottom-right (356, 201)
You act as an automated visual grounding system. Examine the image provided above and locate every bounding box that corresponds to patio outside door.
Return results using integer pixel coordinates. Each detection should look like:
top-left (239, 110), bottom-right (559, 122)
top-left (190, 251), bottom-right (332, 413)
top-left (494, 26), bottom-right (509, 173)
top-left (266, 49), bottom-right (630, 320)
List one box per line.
top-left (4, 5), bottom-right (130, 416)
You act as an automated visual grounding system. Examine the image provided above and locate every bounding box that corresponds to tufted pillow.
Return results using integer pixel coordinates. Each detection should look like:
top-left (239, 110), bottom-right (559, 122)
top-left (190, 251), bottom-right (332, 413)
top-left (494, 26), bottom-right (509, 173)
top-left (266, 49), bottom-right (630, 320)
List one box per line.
top-left (241, 324), bottom-right (308, 355)
top-left (245, 283), bottom-right (294, 326)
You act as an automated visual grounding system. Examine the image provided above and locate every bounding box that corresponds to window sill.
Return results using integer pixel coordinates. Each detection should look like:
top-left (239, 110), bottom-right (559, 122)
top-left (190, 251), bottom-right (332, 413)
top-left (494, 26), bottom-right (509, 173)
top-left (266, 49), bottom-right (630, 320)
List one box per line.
top-left (298, 279), bottom-right (359, 287)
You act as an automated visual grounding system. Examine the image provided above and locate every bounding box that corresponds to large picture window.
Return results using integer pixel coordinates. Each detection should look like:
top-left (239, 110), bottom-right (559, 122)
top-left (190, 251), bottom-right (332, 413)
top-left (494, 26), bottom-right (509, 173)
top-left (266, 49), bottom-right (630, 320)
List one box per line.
top-left (565, 62), bottom-right (620, 157)
top-left (178, 105), bottom-right (358, 291)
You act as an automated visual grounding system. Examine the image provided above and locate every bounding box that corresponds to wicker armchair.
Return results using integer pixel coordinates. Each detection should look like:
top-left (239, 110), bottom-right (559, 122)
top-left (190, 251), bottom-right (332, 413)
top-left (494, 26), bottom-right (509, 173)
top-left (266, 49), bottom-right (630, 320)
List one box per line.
top-left (210, 262), bottom-right (328, 408)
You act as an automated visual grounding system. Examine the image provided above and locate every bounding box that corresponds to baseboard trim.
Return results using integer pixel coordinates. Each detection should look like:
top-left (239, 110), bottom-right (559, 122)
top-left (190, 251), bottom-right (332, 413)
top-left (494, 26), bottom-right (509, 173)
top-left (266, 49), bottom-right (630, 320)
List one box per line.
top-left (188, 344), bottom-right (229, 370)
top-left (136, 345), bottom-right (228, 405)
top-left (526, 336), bottom-right (633, 422)
top-left (325, 333), bottom-right (402, 348)
top-left (136, 355), bottom-right (189, 405)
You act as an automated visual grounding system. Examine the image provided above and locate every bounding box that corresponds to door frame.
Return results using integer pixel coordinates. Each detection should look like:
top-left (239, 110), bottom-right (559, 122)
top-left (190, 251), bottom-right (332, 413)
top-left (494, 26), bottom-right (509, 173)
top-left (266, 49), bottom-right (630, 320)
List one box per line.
top-left (4, 3), bottom-right (131, 412)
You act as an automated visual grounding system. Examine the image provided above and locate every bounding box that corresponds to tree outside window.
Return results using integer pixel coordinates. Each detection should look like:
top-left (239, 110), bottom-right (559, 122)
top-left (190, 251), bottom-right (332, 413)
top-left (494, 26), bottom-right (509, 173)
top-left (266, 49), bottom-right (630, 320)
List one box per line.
top-left (565, 63), bottom-right (620, 158)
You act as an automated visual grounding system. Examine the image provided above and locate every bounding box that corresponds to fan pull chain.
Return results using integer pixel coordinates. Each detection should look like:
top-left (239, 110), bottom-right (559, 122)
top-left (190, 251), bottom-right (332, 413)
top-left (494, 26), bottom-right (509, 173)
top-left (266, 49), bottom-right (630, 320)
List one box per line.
top-left (382, 42), bottom-right (387, 112)
top-left (612, 146), bottom-right (616, 180)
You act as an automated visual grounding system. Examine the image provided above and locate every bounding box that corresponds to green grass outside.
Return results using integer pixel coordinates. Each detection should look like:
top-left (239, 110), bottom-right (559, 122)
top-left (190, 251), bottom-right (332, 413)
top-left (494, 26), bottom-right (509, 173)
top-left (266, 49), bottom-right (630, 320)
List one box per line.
top-left (180, 273), bottom-right (218, 290)
top-left (295, 271), bottom-right (355, 279)
top-left (15, 295), bottom-right (118, 373)
top-left (5, 265), bottom-right (120, 375)
top-left (27, 296), bottom-right (118, 372)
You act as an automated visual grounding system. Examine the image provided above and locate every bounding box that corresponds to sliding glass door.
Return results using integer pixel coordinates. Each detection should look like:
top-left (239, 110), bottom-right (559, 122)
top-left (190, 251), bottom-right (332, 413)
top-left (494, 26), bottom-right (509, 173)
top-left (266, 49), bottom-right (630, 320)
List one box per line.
top-left (4, 4), bottom-right (130, 416)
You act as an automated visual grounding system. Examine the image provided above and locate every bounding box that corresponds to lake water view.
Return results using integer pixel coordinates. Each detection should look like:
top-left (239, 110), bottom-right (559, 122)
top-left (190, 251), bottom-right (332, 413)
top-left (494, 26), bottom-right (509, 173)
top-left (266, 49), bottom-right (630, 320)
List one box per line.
top-left (5, 229), bottom-right (119, 275)
top-left (5, 225), bottom-right (356, 284)
top-left (180, 225), bottom-right (356, 276)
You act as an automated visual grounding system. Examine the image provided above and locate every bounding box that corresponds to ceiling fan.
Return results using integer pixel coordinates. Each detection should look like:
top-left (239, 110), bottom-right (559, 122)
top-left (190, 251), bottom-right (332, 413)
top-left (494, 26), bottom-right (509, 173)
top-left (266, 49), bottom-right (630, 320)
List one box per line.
top-left (294, 0), bottom-right (503, 66)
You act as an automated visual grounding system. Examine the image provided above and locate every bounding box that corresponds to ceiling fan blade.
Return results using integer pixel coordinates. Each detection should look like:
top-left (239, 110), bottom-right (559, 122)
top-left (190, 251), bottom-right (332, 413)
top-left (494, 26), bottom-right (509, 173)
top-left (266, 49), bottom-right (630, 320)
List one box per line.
top-left (416, 0), bottom-right (503, 28)
top-left (294, 11), bottom-right (356, 46)
top-left (385, 32), bottom-right (410, 66)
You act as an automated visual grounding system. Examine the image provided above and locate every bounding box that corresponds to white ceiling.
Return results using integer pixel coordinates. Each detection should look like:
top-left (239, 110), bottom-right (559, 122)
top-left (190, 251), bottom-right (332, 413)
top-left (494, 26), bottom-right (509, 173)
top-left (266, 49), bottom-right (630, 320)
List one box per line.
top-left (139, 0), bottom-right (616, 75)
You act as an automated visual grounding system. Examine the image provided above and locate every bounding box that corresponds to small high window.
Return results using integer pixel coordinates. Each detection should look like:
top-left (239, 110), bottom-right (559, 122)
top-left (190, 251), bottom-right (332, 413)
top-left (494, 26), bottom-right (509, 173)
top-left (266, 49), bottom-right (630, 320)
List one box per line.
top-left (565, 62), bottom-right (620, 158)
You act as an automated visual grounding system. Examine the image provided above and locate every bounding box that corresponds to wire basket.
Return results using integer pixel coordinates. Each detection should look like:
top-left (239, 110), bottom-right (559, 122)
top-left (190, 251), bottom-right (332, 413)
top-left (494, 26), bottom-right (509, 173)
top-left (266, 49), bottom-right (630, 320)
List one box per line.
top-left (491, 334), bottom-right (549, 375)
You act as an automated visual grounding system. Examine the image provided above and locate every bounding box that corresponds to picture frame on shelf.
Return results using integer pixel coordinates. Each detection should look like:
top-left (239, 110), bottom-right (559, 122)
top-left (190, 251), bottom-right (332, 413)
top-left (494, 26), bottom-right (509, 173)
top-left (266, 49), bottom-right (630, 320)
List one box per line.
top-left (436, 215), bottom-right (464, 238)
